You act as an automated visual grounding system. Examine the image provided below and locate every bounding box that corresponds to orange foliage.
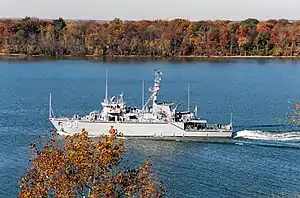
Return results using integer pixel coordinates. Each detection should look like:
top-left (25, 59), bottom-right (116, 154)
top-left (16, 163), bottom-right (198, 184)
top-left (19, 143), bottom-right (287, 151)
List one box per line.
top-left (256, 22), bottom-right (272, 34)
top-left (289, 103), bottom-right (300, 125)
top-left (18, 128), bottom-right (164, 198)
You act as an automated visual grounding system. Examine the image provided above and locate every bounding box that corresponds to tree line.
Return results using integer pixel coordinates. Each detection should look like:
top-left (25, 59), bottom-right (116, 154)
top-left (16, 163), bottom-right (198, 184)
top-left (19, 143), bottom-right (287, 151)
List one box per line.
top-left (0, 17), bottom-right (299, 57)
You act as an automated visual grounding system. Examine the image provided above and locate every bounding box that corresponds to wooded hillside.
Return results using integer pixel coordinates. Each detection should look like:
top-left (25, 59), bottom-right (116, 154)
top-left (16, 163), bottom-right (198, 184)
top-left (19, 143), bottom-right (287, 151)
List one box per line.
top-left (0, 17), bottom-right (299, 57)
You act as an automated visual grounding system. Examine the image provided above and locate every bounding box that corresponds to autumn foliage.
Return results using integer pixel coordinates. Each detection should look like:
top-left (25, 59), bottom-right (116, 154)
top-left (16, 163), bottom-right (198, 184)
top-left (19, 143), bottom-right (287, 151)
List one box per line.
top-left (289, 103), bottom-right (300, 125)
top-left (0, 17), bottom-right (299, 57)
top-left (18, 128), bottom-right (164, 197)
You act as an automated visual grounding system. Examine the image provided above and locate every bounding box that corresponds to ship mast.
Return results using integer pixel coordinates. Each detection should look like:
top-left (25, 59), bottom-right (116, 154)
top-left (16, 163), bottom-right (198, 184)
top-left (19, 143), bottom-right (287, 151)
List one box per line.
top-left (142, 69), bottom-right (162, 110)
top-left (188, 83), bottom-right (190, 112)
top-left (105, 70), bottom-right (108, 100)
top-left (142, 77), bottom-right (145, 110)
top-left (49, 93), bottom-right (54, 118)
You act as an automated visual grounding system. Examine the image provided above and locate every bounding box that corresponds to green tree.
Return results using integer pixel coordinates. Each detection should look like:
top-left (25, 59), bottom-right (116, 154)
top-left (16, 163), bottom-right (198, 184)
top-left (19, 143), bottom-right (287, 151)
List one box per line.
top-left (241, 18), bottom-right (259, 28)
top-left (52, 17), bottom-right (66, 40)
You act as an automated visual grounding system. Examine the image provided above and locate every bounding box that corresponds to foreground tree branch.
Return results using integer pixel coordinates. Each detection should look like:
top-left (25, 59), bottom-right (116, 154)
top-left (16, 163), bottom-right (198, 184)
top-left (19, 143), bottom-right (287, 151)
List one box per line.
top-left (18, 128), bottom-right (165, 197)
top-left (288, 102), bottom-right (300, 125)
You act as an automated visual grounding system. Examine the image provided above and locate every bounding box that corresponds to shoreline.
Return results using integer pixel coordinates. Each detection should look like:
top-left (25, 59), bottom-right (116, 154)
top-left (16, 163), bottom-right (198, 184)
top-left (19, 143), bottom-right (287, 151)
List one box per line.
top-left (0, 53), bottom-right (299, 60)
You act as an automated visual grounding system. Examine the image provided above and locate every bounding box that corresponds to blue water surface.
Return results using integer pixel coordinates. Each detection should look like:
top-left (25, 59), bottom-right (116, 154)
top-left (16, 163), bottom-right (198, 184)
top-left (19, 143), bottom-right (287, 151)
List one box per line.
top-left (1, 58), bottom-right (300, 197)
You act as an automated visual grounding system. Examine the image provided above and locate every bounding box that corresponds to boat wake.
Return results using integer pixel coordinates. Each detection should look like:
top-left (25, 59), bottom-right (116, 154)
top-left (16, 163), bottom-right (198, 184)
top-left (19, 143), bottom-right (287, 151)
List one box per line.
top-left (234, 130), bottom-right (300, 142)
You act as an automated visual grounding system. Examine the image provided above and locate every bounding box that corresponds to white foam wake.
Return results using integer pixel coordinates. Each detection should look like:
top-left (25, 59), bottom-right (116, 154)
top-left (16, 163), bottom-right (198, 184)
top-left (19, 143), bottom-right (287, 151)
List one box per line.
top-left (234, 130), bottom-right (300, 141)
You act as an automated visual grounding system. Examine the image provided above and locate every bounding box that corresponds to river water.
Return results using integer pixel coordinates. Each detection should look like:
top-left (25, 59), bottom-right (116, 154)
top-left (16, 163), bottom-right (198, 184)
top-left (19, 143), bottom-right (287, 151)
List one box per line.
top-left (1, 58), bottom-right (300, 197)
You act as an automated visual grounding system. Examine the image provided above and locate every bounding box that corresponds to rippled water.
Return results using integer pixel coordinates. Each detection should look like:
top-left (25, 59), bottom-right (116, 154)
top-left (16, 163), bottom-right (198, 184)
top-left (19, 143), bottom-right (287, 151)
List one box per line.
top-left (1, 58), bottom-right (300, 197)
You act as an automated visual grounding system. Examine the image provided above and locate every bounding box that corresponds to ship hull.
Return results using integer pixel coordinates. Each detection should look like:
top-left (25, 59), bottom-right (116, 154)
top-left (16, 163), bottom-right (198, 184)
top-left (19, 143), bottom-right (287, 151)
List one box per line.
top-left (50, 118), bottom-right (233, 138)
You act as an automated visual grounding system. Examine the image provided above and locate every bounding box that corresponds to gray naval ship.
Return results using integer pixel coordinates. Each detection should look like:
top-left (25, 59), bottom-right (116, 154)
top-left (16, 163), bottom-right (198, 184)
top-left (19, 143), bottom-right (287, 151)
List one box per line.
top-left (49, 70), bottom-right (233, 138)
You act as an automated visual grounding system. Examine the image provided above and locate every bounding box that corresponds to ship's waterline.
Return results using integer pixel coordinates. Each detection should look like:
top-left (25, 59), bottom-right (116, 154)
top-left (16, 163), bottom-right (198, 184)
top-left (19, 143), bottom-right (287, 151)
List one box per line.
top-left (50, 118), bottom-right (233, 138)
